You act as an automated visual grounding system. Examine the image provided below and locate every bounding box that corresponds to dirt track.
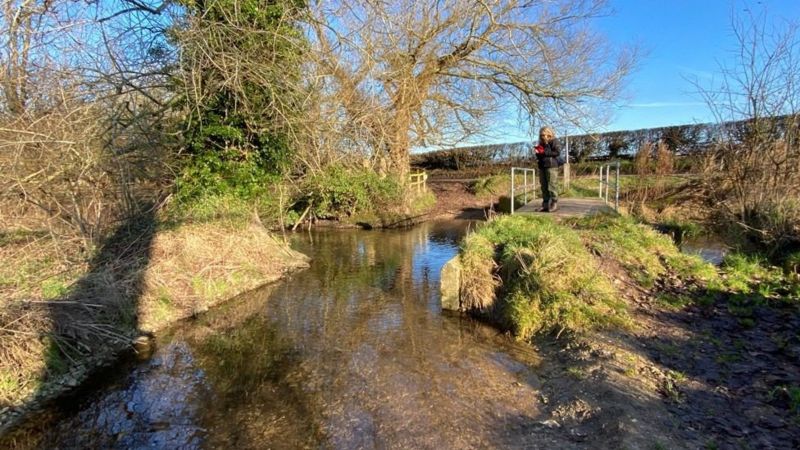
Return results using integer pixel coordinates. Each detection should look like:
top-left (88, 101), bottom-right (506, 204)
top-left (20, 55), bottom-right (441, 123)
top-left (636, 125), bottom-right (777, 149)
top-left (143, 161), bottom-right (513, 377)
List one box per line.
top-left (428, 178), bottom-right (495, 220)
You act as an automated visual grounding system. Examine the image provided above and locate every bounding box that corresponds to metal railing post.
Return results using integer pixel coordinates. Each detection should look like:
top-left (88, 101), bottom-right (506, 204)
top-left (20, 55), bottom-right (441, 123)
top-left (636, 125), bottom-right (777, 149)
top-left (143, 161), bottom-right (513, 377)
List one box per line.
top-left (615, 161), bottom-right (620, 211)
top-left (605, 164), bottom-right (610, 202)
top-left (598, 165), bottom-right (604, 198)
top-left (523, 170), bottom-right (528, 204)
top-left (511, 167), bottom-right (515, 215)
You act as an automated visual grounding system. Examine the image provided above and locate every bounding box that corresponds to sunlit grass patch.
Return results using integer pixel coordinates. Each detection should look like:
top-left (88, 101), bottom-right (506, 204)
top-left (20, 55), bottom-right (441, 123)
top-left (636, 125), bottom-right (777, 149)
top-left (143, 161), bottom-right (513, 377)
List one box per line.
top-left (460, 215), bottom-right (628, 339)
top-left (138, 222), bottom-right (309, 332)
top-left (470, 174), bottom-right (511, 197)
top-left (716, 252), bottom-right (800, 302)
top-left (0, 369), bottom-right (20, 403)
top-left (569, 213), bottom-right (718, 288)
top-left (664, 253), bottom-right (718, 282)
top-left (0, 229), bottom-right (88, 306)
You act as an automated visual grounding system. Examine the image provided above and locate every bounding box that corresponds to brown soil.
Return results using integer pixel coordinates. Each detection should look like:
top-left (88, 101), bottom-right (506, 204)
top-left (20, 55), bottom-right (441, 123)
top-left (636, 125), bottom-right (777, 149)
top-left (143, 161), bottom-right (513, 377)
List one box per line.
top-left (527, 260), bottom-right (800, 450)
top-left (427, 178), bottom-right (496, 221)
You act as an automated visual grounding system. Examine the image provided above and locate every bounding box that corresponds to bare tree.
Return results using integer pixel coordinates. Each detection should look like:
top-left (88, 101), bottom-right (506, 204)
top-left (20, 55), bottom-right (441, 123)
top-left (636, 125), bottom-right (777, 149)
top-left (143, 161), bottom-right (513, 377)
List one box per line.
top-left (0, 0), bottom-right (177, 242)
top-left (0, 0), bottom-right (59, 116)
top-left (304, 0), bottom-right (636, 178)
top-left (692, 8), bottom-right (800, 248)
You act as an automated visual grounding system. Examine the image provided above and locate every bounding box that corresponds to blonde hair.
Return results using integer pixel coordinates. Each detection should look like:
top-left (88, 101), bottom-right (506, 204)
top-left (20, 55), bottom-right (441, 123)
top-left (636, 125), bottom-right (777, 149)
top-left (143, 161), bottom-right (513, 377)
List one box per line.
top-left (539, 126), bottom-right (555, 142)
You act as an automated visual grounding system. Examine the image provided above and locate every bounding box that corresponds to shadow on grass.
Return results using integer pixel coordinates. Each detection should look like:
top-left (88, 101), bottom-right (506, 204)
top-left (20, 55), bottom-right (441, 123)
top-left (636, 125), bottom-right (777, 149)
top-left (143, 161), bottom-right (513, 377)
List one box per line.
top-left (626, 283), bottom-right (800, 449)
top-left (48, 203), bottom-right (158, 377)
top-left (0, 204), bottom-right (158, 443)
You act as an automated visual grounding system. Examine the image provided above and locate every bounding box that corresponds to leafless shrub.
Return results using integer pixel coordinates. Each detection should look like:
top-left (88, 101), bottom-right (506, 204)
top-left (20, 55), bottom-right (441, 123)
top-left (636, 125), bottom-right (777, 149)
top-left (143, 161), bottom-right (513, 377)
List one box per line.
top-left (0, 0), bottom-right (176, 408)
top-left (0, 0), bottom-right (175, 244)
top-left (654, 141), bottom-right (674, 177)
top-left (693, 10), bottom-right (800, 251)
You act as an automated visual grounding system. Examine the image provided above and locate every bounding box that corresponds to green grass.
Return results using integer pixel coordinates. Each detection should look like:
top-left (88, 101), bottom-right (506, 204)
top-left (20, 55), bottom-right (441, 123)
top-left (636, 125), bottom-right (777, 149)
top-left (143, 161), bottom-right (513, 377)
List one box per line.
top-left (411, 190), bottom-right (437, 212)
top-left (656, 293), bottom-right (693, 309)
top-left (562, 176), bottom-right (602, 198)
top-left (0, 369), bottom-right (19, 400)
top-left (783, 251), bottom-right (800, 273)
top-left (165, 190), bottom-right (283, 228)
top-left (461, 215), bottom-right (628, 338)
top-left (192, 276), bottom-right (232, 304)
top-left (41, 278), bottom-right (71, 300)
top-left (151, 289), bottom-right (176, 325)
top-left (566, 366), bottom-right (588, 380)
top-left (569, 213), bottom-right (718, 288)
top-left (471, 173), bottom-right (693, 205)
top-left (665, 253), bottom-right (718, 281)
top-left (564, 174), bottom-right (690, 199)
top-left (659, 218), bottom-right (702, 240)
top-left (471, 174), bottom-right (511, 197)
top-left (712, 252), bottom-right (800, 302)
top-left (42, 336), bottom-right (69, 377)
top-left (459, 208), bottom-right (798, 348)
top-left (0, 230), bottom-right (48, 247)
top-left (0, 236), bottom-right (86, 304)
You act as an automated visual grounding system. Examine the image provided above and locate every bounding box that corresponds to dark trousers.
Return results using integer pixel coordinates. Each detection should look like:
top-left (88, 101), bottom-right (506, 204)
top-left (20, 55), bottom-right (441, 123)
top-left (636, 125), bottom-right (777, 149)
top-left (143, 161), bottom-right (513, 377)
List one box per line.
top-left (539, 167), bottom-right (559, 204)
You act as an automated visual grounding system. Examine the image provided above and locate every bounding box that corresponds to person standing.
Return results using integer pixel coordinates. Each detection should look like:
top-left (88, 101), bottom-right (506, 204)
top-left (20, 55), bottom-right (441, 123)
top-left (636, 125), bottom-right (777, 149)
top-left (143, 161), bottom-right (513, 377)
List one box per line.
top-left (534, 127), bottom-right (561, 212)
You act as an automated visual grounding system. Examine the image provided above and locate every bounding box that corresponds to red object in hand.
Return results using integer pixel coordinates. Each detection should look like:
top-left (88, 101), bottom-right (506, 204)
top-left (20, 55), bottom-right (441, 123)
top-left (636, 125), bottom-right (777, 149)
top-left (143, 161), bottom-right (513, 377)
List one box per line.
top-left (535, 144), bottom-right (544, 154)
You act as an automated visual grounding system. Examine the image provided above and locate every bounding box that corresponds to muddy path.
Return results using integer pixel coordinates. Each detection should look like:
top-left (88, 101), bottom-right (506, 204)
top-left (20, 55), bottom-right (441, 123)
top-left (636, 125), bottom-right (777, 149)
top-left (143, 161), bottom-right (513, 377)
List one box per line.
top-left (544, 257), bottom-right (800, 450)
top-left (627, 284), bottom-right (800, 448)
top-left (427, 178), bottom-right (495, 220)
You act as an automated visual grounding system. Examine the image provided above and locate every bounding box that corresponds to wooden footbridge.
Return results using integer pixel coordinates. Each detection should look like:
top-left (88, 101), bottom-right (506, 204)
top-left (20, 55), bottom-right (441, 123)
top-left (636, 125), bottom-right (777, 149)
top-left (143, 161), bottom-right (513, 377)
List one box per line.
top-left (510, 163), bottom-right (620, 218)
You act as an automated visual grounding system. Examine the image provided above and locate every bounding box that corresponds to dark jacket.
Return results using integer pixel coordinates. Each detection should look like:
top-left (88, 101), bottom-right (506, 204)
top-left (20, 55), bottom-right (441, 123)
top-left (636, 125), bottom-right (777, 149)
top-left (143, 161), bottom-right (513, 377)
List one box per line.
top-left (535, 139), bottom-right (561, 169)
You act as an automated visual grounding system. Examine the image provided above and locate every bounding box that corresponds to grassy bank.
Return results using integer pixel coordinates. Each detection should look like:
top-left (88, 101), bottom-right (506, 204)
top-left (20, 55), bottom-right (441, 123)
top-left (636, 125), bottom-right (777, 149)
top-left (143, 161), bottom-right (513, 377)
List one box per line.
top-left (0, 215), bottom-right (308, 418)
top-left (457, 213), bottom-right (719, 339)
top-left (171, 165), bottom-right (436, 230)
top-left (460, 216), bottom-right (627, 338)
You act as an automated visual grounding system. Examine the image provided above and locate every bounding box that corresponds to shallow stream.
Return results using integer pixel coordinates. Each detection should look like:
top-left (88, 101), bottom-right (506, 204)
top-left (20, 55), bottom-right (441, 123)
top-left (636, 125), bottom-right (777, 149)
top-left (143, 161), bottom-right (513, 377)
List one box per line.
top-left (16, 221), bottom-right (554, 449)
top-left (679, 234), bottom-right (729, 265)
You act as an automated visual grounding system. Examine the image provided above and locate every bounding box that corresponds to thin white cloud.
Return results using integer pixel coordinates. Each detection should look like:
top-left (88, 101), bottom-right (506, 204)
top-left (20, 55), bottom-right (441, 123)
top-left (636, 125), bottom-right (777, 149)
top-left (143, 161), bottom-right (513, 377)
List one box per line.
top-left (677, 65), bottom-right (715, 80)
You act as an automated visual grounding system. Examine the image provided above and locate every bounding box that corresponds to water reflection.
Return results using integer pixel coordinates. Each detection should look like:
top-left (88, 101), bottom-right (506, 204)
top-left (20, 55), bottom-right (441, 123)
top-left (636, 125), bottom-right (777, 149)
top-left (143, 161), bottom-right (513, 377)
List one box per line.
top-left (25, 221), bottom-right (547, 449)
top-left (680, 234), bottom-right (729, 265)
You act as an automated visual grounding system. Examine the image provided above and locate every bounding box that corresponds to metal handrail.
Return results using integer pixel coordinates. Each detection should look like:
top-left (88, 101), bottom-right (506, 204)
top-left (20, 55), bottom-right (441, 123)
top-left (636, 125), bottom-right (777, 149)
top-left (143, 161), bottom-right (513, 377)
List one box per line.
top-left (598, 161), bottom-right (621, 211)
top-left (510, 167), bottom-right (537, 215)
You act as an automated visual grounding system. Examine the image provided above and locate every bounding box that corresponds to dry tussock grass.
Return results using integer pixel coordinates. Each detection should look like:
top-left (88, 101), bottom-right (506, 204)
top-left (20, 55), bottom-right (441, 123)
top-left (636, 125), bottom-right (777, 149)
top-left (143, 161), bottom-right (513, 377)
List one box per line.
top-left (138, 223), bottom-right (309, 332)
top-left (0, 231), bottom-right (93, 406)
top-left (459, 233), bottom-right (500, 311)
top-left (0, 219), bottom-right (309, 409)
top-left (458, 215), bottom-right (628, 339)
top-left (0, 228), bottom-right (145, 407)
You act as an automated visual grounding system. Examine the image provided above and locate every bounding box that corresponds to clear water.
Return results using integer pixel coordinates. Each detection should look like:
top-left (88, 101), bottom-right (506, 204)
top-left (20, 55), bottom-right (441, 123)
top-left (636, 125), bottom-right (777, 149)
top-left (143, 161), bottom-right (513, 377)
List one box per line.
top-left (21, 221), bottom-right (549, 449)
top-left (680, 234), bottom-right (729, 265)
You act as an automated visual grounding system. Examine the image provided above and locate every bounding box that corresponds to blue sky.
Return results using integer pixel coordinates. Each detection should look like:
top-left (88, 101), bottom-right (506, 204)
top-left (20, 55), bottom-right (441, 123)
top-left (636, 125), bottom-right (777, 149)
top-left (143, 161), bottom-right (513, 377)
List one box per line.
top-left (599, 0), bottom-right (799, 132)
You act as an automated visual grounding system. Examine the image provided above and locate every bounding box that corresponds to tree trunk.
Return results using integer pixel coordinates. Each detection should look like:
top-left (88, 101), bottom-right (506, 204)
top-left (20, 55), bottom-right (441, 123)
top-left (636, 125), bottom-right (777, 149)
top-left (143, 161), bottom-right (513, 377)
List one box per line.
top-left (388, 109), bottom-right (411, 180)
